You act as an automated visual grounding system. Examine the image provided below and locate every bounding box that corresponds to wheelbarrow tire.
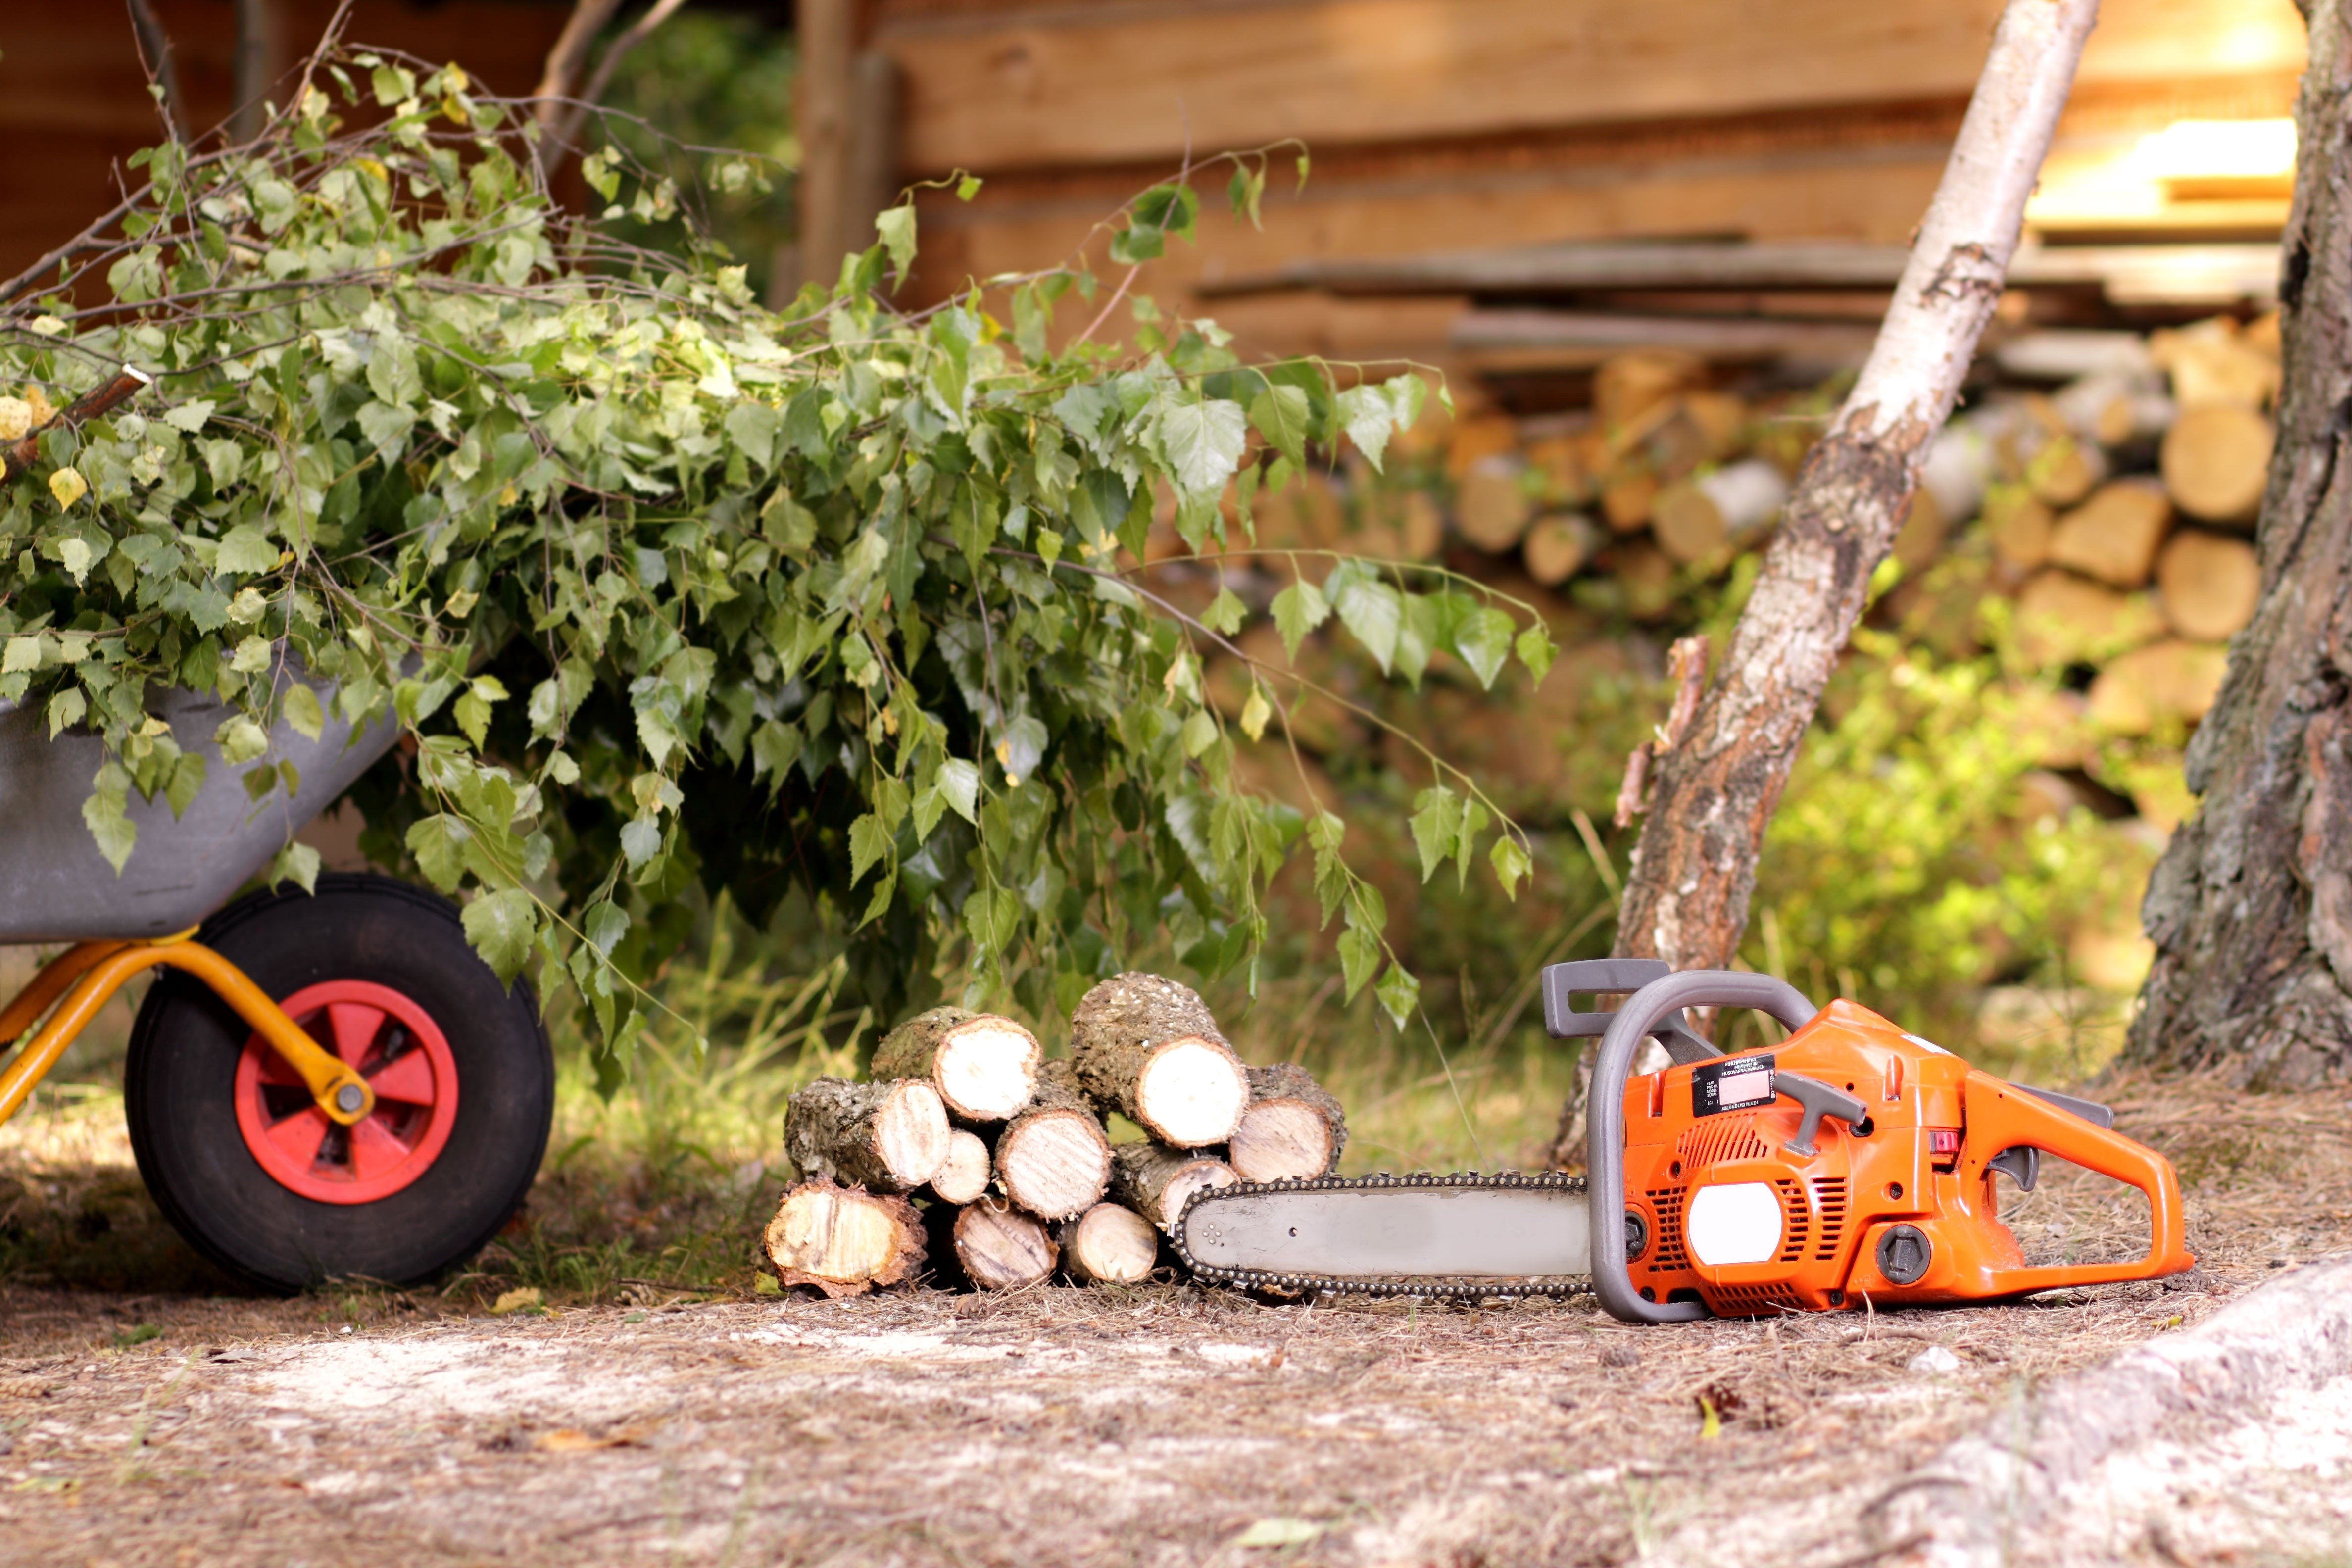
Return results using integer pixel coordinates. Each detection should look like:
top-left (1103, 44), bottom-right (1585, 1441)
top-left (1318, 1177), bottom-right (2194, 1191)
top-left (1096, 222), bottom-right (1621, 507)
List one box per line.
top-left (125, 872), bottom-right (554, 1291)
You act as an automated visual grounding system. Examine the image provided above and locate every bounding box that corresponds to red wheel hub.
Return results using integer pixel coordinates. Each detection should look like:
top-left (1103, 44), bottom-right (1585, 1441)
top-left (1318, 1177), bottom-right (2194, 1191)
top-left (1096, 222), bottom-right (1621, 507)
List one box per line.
top-left (234, 980), bottom-right (460, 1204)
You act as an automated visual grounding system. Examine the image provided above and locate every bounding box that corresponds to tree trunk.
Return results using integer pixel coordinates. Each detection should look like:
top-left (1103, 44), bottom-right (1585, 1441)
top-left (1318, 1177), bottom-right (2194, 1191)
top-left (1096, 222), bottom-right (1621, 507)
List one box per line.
top-left (1227, 1063), bottom-right (1346, 1183)
top-left (870, 1006), bottom-right (1041, 1123)
top-left (1110, 1142), bottom-right (1236, 1233)
top-left (1069, 973), bottom-right (1250, 1147)
top-left (2125, 0), bottom-right (2352, 1090)
top-left (762, 1178), bottom-right (925, 1298)
top-left (1060, 1202), bottom-right (1161, 1285)
top-left (994, 1060), bottom-right (1114, 1220)
top-left (1612, 0), bottom-right (2098, 975)
top-left (783, 1077), bottom-right (949, 1193)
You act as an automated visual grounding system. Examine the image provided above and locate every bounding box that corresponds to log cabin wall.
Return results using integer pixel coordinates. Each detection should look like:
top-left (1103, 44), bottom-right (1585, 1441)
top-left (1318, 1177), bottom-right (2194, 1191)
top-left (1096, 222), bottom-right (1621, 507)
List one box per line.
top-left (823, 0), bottom-right (2304, 376)
top-left (0, 1), bottom-right (574, 292)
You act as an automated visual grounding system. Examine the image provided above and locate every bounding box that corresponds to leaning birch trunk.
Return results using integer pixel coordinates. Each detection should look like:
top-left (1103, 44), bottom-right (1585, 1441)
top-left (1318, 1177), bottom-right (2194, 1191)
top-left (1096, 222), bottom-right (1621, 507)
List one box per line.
top-left (762, 1178), bottom-right (926, 1298)
top-left (1060, 1202), bottom-right (1161, 1285)
top-left (784, 1077), bottom-right (950, 1193)
top-left (869, 1006), bottom-right (1042, 1123)
top-left (993, 1059), bottom-right (1114, 1221)
top-left (1111, 1142), bottom-right (1237, 1233)
top-left (953, 1197), bottom-right (1059, 1290)
top-left (1069, 973), bottom-right (1251, 1147)
top-left (1227, 1063), bottom-right (1348, 1183)
top-left (1554, 0), bottom-right (2101, 1169)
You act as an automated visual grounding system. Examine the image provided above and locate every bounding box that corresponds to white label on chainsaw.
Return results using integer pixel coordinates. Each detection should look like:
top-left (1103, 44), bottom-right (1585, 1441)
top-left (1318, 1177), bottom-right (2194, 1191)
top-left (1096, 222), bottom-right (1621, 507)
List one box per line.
top-left (1685, 1182), bottom-right (1784, 1267)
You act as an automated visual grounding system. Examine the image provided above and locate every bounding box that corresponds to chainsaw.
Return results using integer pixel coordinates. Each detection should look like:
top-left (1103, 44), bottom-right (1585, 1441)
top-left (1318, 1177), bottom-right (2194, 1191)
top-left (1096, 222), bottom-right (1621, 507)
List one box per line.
top-left (1174, 963), bottom-right (2194, 1322)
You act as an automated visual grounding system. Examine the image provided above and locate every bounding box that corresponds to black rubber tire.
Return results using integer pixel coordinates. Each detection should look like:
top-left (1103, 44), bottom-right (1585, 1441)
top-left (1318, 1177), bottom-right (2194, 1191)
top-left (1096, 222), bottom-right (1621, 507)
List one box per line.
top-left (124, 872), bottom-right (554, 1291)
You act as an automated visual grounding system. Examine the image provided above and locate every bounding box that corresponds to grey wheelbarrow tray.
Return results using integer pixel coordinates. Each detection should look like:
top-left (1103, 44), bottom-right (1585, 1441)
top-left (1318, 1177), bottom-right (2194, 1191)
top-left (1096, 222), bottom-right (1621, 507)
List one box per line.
top-left (0, 663), bottom-right (399, 942)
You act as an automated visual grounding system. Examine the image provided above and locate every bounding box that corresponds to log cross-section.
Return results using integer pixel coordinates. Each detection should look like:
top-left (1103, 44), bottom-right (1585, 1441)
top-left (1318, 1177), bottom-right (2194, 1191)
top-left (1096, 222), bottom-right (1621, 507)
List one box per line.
top-left (1227, 1063), bottom-right (1348, 1183)
top-left (994, 1059), bottom-right (1113, 1221)
top-left (1069, 973), bottom-right (1251, 1147)
top-left (871, 1007), bottom-right (1042, 1123)
top-left (784, 1076), bottom-right (950, 1193)
top-left (928, 1127), bottom-right (993, 1205)
top-left (1060, 1202), bottom-right (1161, 1285)
top-left (762, 1178), bottom-right (925, 1298)
top-left (953, 1197), bottom-right (1059, 1291)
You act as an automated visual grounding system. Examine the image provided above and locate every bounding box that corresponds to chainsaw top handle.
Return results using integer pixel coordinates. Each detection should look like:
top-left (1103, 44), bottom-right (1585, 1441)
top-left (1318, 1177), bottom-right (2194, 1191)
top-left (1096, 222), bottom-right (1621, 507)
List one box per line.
top-left (1581, 969), bottom-right (1820, 1325)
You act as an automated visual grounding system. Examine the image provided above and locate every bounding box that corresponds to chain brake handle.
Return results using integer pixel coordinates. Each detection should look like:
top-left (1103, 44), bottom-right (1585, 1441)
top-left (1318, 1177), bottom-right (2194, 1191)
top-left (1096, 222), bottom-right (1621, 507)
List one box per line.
top-left (1581, 970), bottom-right (1821, 1324)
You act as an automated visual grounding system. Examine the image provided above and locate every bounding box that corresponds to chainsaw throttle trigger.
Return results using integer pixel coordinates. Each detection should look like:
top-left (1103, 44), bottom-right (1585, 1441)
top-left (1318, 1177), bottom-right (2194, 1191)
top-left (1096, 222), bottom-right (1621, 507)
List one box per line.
top-left (1773, 1072), bottom-right (1870, 1158)
top-left (1986, 1145), bottom-right (2041, 1190)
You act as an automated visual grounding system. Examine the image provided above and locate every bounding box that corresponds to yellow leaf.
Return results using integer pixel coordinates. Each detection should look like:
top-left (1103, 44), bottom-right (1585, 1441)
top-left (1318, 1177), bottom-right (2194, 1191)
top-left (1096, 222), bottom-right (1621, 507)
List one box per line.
top-left (1240, 685), bottom-right (1271, 742)
top-left (0, 396), bottom-right (30, 442)
top-left (490, 1286), bottom-right (543, 1316)
top-left (47, 466), bottom-right (87, 508)
top-left (22, 386), bottom-right (56, 425)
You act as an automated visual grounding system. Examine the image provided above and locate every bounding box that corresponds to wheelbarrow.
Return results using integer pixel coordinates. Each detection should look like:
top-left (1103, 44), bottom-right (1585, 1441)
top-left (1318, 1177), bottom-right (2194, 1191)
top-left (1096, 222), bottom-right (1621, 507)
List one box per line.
top-left (0, 665), bottom-right (552, 1290)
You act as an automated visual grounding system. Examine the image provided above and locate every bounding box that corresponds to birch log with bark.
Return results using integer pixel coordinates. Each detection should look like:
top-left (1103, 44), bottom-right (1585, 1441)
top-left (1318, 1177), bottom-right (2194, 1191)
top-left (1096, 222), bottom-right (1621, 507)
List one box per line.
top-left (2124, 0), bottom-right (2352, 1089)
top-left (762, 1178), bottom-right (925, 1297)
top-left (869, 1007), bottom-right (1041, 1123)
top-left (1555, 0), bottom-right (2100, 1168)
top-left (1226, 1064), bottom-right (1347, 1183)
top-left (1069, 974), bottom-right (1250, 1147)
top-left (993, 1059), bottom-right (1114, 1220)
top-left (1110, 1142), bottom-right (1237, 1233)
top-left (783, 1077), bottom-right (949, 1193)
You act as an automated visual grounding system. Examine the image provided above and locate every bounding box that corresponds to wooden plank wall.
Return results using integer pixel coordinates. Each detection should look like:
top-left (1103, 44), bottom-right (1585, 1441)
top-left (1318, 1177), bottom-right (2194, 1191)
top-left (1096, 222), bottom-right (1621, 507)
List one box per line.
top-left (0, 1), bottom-right (572, 292)
top-left (853, 0), bottom-right (2304, 366)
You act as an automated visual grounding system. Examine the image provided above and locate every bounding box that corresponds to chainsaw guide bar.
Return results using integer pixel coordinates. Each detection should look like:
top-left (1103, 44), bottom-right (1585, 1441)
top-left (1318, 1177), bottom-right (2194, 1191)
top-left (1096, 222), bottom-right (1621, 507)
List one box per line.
top-left (1173, 1171), bottom-right (1595, 1301)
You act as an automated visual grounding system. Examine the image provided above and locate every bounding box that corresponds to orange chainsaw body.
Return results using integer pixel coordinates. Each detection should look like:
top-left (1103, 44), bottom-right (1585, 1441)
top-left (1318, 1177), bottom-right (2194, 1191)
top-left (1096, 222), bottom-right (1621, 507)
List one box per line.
top-left (1617, 999), bottom-right (2193, 1315)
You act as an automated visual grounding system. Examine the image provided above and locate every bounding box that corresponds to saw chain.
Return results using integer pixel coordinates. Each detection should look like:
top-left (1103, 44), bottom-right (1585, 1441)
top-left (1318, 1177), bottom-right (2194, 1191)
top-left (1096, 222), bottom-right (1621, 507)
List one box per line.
top-left (1172, 1170), bottom-right (1595, 1302)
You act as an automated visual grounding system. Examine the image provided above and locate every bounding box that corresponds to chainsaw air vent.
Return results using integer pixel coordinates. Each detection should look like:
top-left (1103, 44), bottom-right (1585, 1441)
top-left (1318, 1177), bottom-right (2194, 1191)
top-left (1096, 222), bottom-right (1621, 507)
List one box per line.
top-left (1811, 1176), bottom-right (1848, 1261)
top-left (1710, 1282), bottom-right (1805, 1314)
top-left (1773, 1178), bottom-right (1810, 1264)
top-left (1647, 1186), bottom-right (1689, 1272)
top-left (1676, 1115), bottom-right (1769, 1170)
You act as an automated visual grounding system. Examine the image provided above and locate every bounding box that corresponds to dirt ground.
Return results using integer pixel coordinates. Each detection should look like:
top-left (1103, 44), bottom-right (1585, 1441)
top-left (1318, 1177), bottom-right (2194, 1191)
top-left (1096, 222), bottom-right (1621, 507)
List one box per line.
top-left (0, 1072), bottom-right (2347, 1568)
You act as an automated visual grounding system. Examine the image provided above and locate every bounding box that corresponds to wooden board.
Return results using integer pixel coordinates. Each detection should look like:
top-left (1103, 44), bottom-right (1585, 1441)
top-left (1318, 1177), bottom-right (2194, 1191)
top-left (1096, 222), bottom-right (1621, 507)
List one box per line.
top-left (876, 0), bottom-right (2304, 172)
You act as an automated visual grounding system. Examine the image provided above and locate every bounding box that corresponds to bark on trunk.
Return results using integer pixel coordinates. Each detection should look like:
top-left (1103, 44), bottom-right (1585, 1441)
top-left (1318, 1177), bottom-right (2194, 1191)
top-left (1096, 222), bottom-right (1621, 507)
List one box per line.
top-left (762, 1178), bottom-right (925, 1298)
top-left (1059, 1202), bottom-right (1162, 1285)
top-left (1611, 0), bottom-right (2099, 977)
top-left (994, 1060), bottom-right (1114, 1220)
top-left (951, 1197), bottom-right (1059, 1291)
top-left (784, 1077), bottom-right (950, 1193)
top-left (870, 1006), bottom-right (1041, 1123)
top-left (1069, 973), bottom-right (1250, 1147)
top-left (1227, 1063), bottom-right (1347, 1183)
top-left (2125, 0), bottom-right (2352, 1090)
top-left (928, 1128), bottom-right (993, 1205)
top-left (1110, 1142), bottom-right (1237, 1233)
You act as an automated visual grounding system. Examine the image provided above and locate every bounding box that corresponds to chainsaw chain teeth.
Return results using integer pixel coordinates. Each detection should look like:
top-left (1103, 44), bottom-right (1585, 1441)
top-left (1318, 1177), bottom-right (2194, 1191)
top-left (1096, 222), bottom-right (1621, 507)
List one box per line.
top-left (1172, 1170), bottom-right (1595, 1303)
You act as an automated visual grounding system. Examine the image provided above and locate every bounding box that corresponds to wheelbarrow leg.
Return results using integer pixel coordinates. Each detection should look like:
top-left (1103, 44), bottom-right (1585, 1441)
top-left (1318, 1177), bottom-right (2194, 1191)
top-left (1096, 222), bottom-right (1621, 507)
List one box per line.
top-left (0, 932), bottom-right (374, 1127)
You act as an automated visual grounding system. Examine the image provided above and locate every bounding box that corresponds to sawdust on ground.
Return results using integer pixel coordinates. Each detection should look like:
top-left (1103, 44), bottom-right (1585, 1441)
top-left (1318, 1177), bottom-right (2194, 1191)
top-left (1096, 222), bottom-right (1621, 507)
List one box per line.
top-left (0, 1069), bottom-right (2343, 1568)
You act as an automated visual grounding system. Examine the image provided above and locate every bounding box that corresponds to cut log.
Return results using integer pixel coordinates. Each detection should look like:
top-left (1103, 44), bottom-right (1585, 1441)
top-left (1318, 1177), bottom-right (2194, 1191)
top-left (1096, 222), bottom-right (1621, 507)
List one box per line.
top-left (2160, 404), bottom-right (2274, 527)
top-left (1227, 1063), bottom-right (1348, 1183)
top-left (1594, 349), bottom-right (1704, 430)
top-left (928, 1128), bottom-right (993, 1205)
top-left (1986, 486), bottom-right (2054, 572)
top-left (2046, 478), bottom-right (2171, 588)
top-left (2149, 318), bottom-right (2279, 411)
top-left (1892, 487), bottom-right (1947, 573)
top-left (2012, 569), bottom-right (2164, 669)
top-left (994, 1060), bottom-right (1113, 1220)
top-left (1110, 1142), bottom-right (1238, 1233)
top-left (762, 1178), bottom-right (925, 1298)
top-left (1523, 513), bottom-right (1602, 586)
top-left (2087, 639), bottom-right (2230, 735)
top-left (1059, 1202), bottom-right (1161, 1285)
top-left (1444, 412), bottom-right (1519, 480)
top-left (870, 1006), bottom-right (1041, 1123)
top-left (784, 1077), bottom-right (949, 1193)
top-left (2156, 529), bottom-right (2261, 642)
top-left (952, 1197), bottom-right (1058, 1290)
top-left (1454, 457), bottom-right (1534, 552)
top-left (1600, 470), bottom-right (1660, 533)
top-left (1068, 973), bottom-right (1251, 1148)
top-left (1651, 458), bottom-right (1788, 564)
top-left (2025, 430), bottom-right (2107, 508)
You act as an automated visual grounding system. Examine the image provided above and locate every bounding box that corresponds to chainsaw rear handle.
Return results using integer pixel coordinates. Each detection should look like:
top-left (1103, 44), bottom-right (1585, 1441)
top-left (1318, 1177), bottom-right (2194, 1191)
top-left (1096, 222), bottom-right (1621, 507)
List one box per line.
top-left (1955, 1072), bottom-right (2194, 1292)
top-left (1588, 971), bottom-right (1819, 1324)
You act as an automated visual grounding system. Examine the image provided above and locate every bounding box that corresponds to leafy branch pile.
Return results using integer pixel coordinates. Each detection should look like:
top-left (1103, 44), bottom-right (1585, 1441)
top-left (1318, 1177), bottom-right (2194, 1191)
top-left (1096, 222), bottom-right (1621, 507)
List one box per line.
top-left (0, 47), bottom-right (1555, 1077)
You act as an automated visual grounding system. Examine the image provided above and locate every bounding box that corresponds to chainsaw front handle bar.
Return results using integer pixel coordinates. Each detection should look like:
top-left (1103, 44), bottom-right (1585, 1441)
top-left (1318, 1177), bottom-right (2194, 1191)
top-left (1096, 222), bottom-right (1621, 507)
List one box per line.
top-left (1588, 971), bottom-right (1819, 1325)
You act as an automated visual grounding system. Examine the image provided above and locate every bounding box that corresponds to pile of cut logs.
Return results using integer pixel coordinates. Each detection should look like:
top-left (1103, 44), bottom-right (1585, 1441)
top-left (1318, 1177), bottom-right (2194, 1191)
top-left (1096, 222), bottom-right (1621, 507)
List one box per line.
top-left (761, 972), bottom-right (1347, 1296)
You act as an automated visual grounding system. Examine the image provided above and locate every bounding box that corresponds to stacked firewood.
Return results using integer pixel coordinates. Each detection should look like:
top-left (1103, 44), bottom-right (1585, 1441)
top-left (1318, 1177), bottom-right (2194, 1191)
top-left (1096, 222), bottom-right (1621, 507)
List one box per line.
top-left (760, 972), bottom-right (1348, 1296)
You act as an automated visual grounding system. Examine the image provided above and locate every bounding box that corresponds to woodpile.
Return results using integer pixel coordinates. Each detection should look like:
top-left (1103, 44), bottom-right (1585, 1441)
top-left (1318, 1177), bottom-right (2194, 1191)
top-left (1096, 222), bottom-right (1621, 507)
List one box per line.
top-left (761, 977), bottom-right (1350, 1296)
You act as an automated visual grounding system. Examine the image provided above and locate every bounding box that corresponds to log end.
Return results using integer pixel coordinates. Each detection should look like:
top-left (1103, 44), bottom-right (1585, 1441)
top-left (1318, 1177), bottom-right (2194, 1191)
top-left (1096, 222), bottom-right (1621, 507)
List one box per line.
top-left (762, 1178), bottom-right (925, 1298)
top-left (1134, 1037), bottom-right (1251, 1148)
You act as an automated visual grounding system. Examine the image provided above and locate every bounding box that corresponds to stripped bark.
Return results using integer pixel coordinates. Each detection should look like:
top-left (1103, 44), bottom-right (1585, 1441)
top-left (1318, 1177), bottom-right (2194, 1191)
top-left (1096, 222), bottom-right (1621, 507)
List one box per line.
top-left (762, 1178), bottom-right (924, 1298)
top-left (870, 1007), bottom-right (1041, 1123)
top-left (1610, 0), bottom-right (2098, 980)
top-left (783, 1077), bottom-right (949, 1193)
top-left (927, 1128), bottom-right (993, 1205)
top-left (1059, 1202), bottom-right (1161, 1285)
top-left (1110, 1142), bottom-right (1237, 1233)
top-left (993, 1060), bottom-right (1113, 1221)
top-left (1227, 1063), bottom-right (1347, 1183)
top-left (1069, 973), bottom-right (1250, 1147)
top-left (2126, 0), bottom-right (2352, 1088)
top-left (952, 1197), bottom-right (1058, 1290)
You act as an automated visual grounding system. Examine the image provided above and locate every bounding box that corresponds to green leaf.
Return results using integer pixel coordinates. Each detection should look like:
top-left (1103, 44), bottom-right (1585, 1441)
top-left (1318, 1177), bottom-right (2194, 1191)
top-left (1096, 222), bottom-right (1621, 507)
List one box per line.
top-left (163, 753), bottom-right (206, 819)
top-left (281, 683), bottom-right (325, 741)
top-left (1409, 785), bottom-right (1464, 883)
top-left (454, 689), bottom-right (492, 748)
top-left (1490, 834), bottom-right (1532, 900)
top-left (1336, 925), bottom-right (1378, 1001)
top-left (162, 399), bottom-right (215, 434)
top-left (215, 525), bottom-right (279, 577)
top-left (1454, 607), bottom-right (1514, 690)
top-left (406, 814), bottom-right (472, 893)
top-left (269, 840), bottom-right (321, 895)
top-left (1517, 623), bottom-right (1557, 685)
top-left (1331, 573), bottom-right (1403, 674)
top-left (848, 812), bottom-right (892, 886)
top-left (1374, 963), bottom-right (1421, 1029)
top-left (1201, 588), bottom-right (1247, 636)
top-left (1455, 798), bottom-right (1490, 891)
top-left (1180, 707), bottom-right (1219, 759)
top-left (1270, 580), bottom-right (1330, 661)
top-left (874, 204), bottom-right (917, 285)
top-left (1247, 385), bottom-right (1311, 471)
top-left (1156, 389), bottom-right (1249, 498)
top-left (462, 887), bottom-right (539, 985)
top-left (619, 814), bottom-right (663, 869)
top-left (936, 757), bottom-right (981, 824)
top-left (215, 717), bottom-right (270, 765)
